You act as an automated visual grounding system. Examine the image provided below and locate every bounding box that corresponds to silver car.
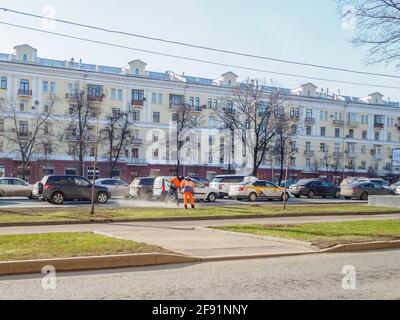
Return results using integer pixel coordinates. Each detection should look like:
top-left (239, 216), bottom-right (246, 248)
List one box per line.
top-left (0, 177), bottom-right (33, 198)
top-left (95, 179), bottom-right (130, 197)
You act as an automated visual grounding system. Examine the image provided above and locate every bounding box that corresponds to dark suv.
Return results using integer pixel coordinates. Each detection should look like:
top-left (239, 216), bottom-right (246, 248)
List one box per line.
top-left (289, 179), bottom-right (341, 199)
top-left (35, 175), bottom-right (111, 205)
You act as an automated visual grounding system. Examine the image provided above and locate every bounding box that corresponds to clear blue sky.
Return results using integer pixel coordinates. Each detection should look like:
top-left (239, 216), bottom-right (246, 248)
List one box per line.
top-left (1, 0), bottom-right (399, 100)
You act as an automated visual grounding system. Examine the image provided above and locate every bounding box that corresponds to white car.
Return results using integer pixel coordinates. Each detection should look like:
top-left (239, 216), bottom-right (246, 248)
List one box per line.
top-left (0, 177), bottom-right (34, 198)
top-left (95, 179), bottom-right (130, 197)
top-left (209, 175), bottom-right (256, 198)
top-left (153, 176), bottom-right (219, 202)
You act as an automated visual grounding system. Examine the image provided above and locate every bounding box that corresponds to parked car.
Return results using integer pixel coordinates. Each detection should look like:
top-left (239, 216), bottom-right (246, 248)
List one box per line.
top-left (153, 176), bottom-right (219, 202)
top-left (341, 182), bottom-right (395, 200)
top-left (190, 177), bottom-right (210, 187)
top-left (209, 175), bottom-right (254, 198)
top-left (289, 179), bottom-right (341, 199)
top-left (277, 180), bottom-right (297, 188)
top-left (95, 179), bottom-right (130, 197)
top-left (340, 177), bottom-right (368, 189)
top-left (229, 180), bottom-right (290, 202)
top-left (35, 175), bottom-right (111, 205)
top-left (129, 177), bottom-right (155, 200)
top-left (356, 178), bottom-right (391, 188)
top-left (0, 177), bottom-right (34, 198)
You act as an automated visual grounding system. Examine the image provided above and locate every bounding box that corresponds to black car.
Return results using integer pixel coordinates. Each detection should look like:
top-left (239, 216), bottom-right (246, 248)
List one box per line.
top-left (129, 177), bottom-right (155, 200)
top-left (289, 179), bottom-right (341, 199)
top-left (35, 175), bottom-right (111, 205)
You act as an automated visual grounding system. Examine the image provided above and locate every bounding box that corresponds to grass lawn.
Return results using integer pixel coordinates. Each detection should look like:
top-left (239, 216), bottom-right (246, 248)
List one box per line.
top-left (217, 220), bottom-right (400, 249)
top-left (0, 232), bottom-right (172, 261)
top-left (0, 204), bottom-right (398, 224)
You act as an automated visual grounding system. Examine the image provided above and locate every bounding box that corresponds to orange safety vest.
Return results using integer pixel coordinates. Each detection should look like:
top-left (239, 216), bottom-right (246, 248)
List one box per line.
top-left (181, 180), bottom-right (195, 193)
top-left (170, 177), bottom-right (181, 188)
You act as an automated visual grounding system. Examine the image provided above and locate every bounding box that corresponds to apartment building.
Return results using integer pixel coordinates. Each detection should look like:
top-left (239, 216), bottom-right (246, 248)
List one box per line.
top-left (1, 44), bottom-right (399, 183)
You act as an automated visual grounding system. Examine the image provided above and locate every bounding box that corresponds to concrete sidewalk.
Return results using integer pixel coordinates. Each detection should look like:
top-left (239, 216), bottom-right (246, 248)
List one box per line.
top-left (0, 213), bottom-right (398, 258)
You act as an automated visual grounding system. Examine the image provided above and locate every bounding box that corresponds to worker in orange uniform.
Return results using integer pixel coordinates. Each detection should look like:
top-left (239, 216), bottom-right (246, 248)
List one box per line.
top-left (180, 177), bottom-right (196, 210)
top-left (166, 176), bottom-right (184, 206)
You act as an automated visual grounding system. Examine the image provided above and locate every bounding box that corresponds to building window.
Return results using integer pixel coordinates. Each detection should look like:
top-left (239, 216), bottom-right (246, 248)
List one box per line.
top-left (361, 161), bottom-right (366, 170)
top-left (375, 131), bottom-right (380, 141)
top-left (320, 111), bottom-right (328, 121)
top-left (362, 131), bottom-right (367, 140)
top-left (349, 129), bottom-right (354, 139)
top-left (19, 121), bottom-right (29, 136)
top-left (153, 149), bottom-right (159, 159)
top-left (388, 133), bottom-right (392, 142)
top-left (213, 99), bottom-right (218, 109)
top-left (111, 89), bottom-right (117, 100)
top-left (20, 79), bottom-right (29, 93)
top-left (290, 157), bottom-right (296, 166)
top-left (132, 148), bottom-right (139, 159)
top-left (320, 127), bottom-right (326, 137)
top-left (153, 112), bottom-right (160, 123)
top-left (131, 110), bottom-right (140, 122)
top-left (305, 142), bottom-right (311, 151)
top-left (0, 165), bottom-right (5, 177)
top-left (335, 128), bottom-right (341, 138)
top-left (195, 97), bottom-right (200, 109)
top-left (112, 108), bottom-right (121, 117)
top-left (361, 146), bottom-right (366, 154)
top-left (0, 77), bottom-right (7, 90)
top-left (306, 109), bottom-right (313, 119)
top-left (50, 82), bottom-right (56, 94)
top-left (158, 93), bottom-right (163, 105)
top-left (306, 126), bottom-right (312, 136)
top-left (207, 99), bottom-right (212, 109)
top-left (320, 143), bottom-right (326, 152)
top-left (151, 92), bottom-right (157, 104)
top-left (291, 125), bottom-right (297, 135)
top-left (189, 97), bottom-right (194, 107)
top-left (132, 89), bottom-right (144, 101)
top-left (208, 116), bottom-right (215, 128)
top-left (0, 119), bottom-right (4, 132)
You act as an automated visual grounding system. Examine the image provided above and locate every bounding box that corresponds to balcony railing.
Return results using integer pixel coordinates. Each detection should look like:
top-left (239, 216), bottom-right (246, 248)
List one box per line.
top-left (333, 152), bottom-right (344, 158)
top-left (65, 93), bottom-right (79, 100)
top-left (131, 99), bottom-right (145, 106)
top-left (374, 123), bottom-right (384, 129)
top-left (374, 154), bottom-right (384, 161)
top-left (346, 151), bottom-right (357, 159)
top-left (305, 117), bottom-right (316, 125)
top-left (127, 158), bottom-right (148, 166)
top-left (18, 89), bottom-right (32, 97)
top-left (332, 120), bottom-right (345, 127)
top-left (304, 150), bottom-right (315, 157)
top-left (87, 94), bottom-right (104, 102)
top-left (131, 138), bottom-right (143, 145)
top-left (347, 121), bottom-right (359, 128)
top-left (170, 102), bottom-right (185, 110)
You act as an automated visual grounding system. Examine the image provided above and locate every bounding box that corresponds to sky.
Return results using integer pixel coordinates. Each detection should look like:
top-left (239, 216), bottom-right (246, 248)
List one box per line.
top-left (0, 0), bottom-right (399, 100)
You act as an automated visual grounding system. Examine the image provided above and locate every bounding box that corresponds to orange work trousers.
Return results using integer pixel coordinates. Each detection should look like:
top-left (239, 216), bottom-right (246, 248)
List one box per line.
top-left (183, 192), bottom-right (195, 206)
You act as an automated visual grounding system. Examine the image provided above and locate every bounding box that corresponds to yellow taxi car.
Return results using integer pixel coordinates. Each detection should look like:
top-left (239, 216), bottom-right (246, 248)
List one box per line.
top-left (229, 180), bottom-right (291, 202)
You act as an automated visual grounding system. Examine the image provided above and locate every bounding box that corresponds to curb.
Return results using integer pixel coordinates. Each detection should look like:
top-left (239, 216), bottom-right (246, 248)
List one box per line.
top-left (1, 241), bottom-right (400, 276)
top-left (0, 253), bottom-right (199, 276)
top-left (0, 210), bottom-right (399, 228)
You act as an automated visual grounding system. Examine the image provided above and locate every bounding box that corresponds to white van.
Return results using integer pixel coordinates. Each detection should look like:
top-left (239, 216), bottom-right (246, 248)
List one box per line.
top-left (153, 176), bottom-right (219, 202)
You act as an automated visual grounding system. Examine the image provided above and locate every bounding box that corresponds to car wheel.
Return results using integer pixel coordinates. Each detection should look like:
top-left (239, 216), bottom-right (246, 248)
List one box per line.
top-left (344, 197), bottom-right (351, 200)
top-left (96, 192), bottom-right (109, 204)
top-left (281, 193), bottom-right (290, 202)
top-left (307, 191), bottom-right (315, 199)
top-left (334, 191), bottom-right (341, 199)
top-left (145, 192), bottom-right (153, 201)
top-left (360, 192), bottom-right (369, 201)
top-left (294, 194), bottom-right (301, 199)
top-left (207, 193), bottom-right (217, 203)
top-left (51, 192), bottom-right (65, 205)
top-left (248, 192), bottom-right (258, 202)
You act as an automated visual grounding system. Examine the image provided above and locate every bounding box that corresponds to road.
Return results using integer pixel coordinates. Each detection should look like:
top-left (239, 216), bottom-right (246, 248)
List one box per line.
top-left (0, 197), bottom-right (365, 209)
top-left (1, 250), bottom-right (399, 300)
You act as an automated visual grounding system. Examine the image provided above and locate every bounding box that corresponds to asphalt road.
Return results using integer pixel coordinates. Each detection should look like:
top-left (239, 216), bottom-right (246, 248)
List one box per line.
top-left (0, 196), bottom-right (365, 209)
top-left (1, 250), bottom-right (399, 300)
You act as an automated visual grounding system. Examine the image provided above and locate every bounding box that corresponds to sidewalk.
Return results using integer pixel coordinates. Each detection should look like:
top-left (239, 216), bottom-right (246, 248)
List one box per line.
top-left (0, 213), bottom-right (398, 258)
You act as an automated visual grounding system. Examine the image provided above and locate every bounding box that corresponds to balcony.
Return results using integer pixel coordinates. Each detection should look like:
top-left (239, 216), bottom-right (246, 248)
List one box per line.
top-left (189, 106), bottom-right (202, 113)
top-left (127, 158), bottom-right (148, 166)
top-left (374, 154), bottom-right (384, 161)
top-left (305, 117), bottom-right (316, 125)
top-left (65, 92), bottom-right (80, 101)
top-left (131, 138), bottom-right (143, 145)
top-left (131, 99), bottom-right (145, 107)
top-left (304, 150), bottom-right (315, 157)
top-left (347, 121), bottom-right (359, 128)
top-left (87, 94), bottom-right (104, 102)
top-left (18, 89), bottom-right (32, 97)
top-left (346, 151), bottom-right (357, 159)
top-left (333, 152), bottom-right (344, 158)
top-left (332, 120), bottom-right (345, 127)
top-left (374, 123), bottom-right (384, 129)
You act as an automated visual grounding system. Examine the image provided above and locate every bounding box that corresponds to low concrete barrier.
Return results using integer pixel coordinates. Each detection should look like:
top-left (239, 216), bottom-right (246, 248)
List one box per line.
top-left (369, 195), bottom-right (400, 208)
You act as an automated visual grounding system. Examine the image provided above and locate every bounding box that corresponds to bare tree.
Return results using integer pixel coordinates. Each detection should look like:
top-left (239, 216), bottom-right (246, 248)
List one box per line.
top-left (271, 112), bottom-right (300, 185)
top-left (169, 103), bottom-right (203, 176)
top-left (217, 79), bottom-right (285, 177)
top-left (65, 88), bottom-right (103, 177)
top-left (0, 97), bottom-right (56, 181)
top-left (337, 0), bottom-right (400, 66)
top-left (102, 110), bottom-right (133, 178)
